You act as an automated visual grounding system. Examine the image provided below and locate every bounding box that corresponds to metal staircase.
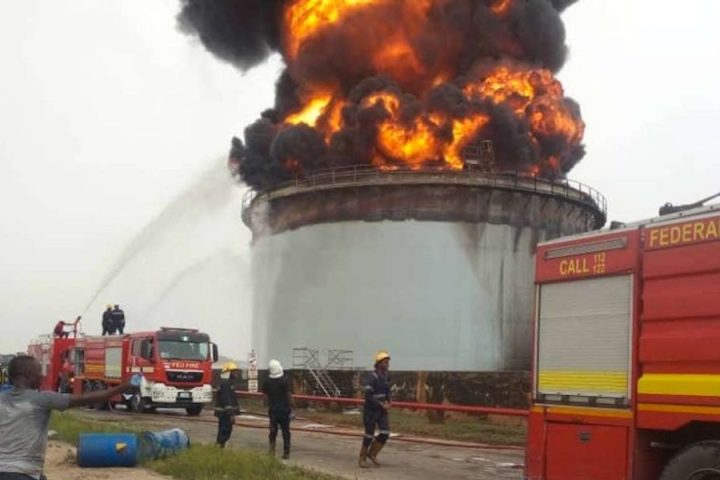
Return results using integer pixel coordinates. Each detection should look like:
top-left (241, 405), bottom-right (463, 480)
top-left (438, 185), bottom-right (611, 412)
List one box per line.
top-left (293, 348), bottom-right (352, 397)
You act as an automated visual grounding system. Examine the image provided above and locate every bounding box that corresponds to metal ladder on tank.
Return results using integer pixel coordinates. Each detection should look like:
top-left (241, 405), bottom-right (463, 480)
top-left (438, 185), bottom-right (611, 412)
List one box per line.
top-left (462, 140), bottom-right (497, 173)
top-left (292, 348), bottom-right (342, 397)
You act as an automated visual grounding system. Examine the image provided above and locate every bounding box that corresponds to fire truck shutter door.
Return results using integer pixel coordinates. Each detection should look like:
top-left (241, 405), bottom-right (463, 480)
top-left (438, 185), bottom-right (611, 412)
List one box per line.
top-left (537, 274), bottom-right (632, 400)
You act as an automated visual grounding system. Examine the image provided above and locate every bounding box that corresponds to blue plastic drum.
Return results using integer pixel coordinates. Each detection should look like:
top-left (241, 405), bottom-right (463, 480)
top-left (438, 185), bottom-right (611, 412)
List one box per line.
top-left (77, 433), bottom-right (138, 467)
top-left (139, 428), bottom-right (190, 460)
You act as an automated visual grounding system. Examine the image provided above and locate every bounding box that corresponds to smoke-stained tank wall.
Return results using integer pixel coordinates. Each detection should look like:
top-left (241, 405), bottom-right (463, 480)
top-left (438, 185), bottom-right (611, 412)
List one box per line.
top-left (244, 173), bottom-right (604, 371)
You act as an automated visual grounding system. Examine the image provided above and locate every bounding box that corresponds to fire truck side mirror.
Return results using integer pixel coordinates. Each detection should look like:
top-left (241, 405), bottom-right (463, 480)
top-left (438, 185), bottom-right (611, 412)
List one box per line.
top-left (212, 343), bottom-right (219, 363)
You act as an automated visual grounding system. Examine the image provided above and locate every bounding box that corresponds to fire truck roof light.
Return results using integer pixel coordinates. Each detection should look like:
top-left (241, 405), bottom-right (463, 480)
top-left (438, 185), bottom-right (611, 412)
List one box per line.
top-left (160, 327), bottom-right (199, 333)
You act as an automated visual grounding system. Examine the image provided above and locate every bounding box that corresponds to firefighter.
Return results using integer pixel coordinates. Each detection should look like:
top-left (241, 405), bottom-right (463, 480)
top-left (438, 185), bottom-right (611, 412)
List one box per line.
top-left (261, 359), bottom-right (295, 459)
top-left (110, 304), bottom-right (125, 335)
top-left (102, 304), bottom-right (113, 335)
top-left (57, 355), bottom-right (74, 394)
top-left (214, 362), bottom-right (240, 448)
top-left (358, 351), bottom-right (392, 468)
top-left (53, 320), bottom-right (68, 339)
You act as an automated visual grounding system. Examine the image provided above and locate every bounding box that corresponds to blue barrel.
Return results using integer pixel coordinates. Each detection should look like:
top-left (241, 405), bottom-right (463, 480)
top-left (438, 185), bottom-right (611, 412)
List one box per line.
top-left (0, 385), bottom-right (12, 393)
top-left (77, 433), bottom-right (138, 467)
top-left (139, 428), bottom-right (190, 460)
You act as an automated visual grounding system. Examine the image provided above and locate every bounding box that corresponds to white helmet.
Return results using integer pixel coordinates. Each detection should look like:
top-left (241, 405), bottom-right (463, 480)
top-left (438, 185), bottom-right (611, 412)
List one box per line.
top-left (269, 359), bottom-right (284, 379)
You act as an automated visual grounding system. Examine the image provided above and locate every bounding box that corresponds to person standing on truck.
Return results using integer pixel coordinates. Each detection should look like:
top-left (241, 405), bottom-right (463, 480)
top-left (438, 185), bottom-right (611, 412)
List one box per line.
top-left (52, 320), bottom-right (68, 339)
top-left (0, 355), bottom-right (137, 480)
top-left (101, 304), bottom-right (113, 335)
top-left (261, 359), bottom-right (294, 459)
top-left (358, 351), bottom-right (392, 468)
top-left (214, 362), bottom-right (240, 448)
top-left (110, 304), bottom-right (125, 335)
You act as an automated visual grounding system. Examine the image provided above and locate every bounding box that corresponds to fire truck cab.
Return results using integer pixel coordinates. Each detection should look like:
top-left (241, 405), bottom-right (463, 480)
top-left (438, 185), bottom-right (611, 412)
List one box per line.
top-left (526, 204), bottom-right (720, 479)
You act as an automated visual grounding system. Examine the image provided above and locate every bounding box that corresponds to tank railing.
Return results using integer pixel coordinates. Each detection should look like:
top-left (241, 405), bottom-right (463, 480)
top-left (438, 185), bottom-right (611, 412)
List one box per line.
top-left (235, 390), bottom-right (529, 417)
top-left (241, 165), bottom-right (607, 224)
top-left (326, 349), bottom-right (354, 370)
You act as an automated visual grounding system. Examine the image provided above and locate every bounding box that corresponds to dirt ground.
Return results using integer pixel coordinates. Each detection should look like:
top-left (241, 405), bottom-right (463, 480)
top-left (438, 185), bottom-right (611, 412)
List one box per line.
top-left (44, 441), bottom-right (171, 480)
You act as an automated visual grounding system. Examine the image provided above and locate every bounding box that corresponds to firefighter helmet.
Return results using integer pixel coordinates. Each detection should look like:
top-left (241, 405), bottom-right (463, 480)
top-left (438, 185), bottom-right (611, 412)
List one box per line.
top-left (221, 361), bottom-right (238, 373)
top-left (269, 359), bottom-right (284, 379)
top-left (374, 351), bottom-right (391, 365)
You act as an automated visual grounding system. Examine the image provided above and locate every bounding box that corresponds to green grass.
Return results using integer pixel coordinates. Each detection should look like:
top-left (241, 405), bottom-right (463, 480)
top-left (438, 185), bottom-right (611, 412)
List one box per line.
top-left (241, 398), bottom-right (526, 445)
top-left (147, 444), bottom-right (338, 480)
top-left (49, 412), bottom-right (340, 480)
top-left (49, 411), bottom-right (141, 444)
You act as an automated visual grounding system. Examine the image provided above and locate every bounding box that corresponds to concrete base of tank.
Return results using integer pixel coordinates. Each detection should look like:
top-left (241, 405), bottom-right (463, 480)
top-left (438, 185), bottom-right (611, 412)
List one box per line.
top-left (243, 171), bottom-right (605, 374)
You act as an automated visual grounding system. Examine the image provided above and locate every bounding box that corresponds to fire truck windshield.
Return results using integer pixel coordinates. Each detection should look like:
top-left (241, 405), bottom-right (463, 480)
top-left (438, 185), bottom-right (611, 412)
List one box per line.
top-left (158, 340), bottom-right (209, 361)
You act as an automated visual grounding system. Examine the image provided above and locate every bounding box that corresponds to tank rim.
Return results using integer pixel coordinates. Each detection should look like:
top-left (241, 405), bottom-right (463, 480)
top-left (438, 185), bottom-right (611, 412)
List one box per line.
top-left (241, 166), bottom-right (606, 229)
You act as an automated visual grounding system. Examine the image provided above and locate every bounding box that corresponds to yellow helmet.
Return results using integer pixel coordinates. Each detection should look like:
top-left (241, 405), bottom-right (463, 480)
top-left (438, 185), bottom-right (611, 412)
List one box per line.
top-left (221, 361), bottom-right (238, 373)
top-left (374, 351), bottom-right (391, 365)
top-left (106, 304), bottom-right (112, 309)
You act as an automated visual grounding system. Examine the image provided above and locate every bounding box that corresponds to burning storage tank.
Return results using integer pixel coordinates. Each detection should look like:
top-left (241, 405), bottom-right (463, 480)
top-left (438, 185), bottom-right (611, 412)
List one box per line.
top-left (178, 0), bottom-right (600, 385)
top-left (242, 168), bottom-right (605, 371)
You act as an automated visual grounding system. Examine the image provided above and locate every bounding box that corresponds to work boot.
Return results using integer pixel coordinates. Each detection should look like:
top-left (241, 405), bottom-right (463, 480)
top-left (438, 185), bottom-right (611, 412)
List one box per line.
top-left (269, 440), bottom-right (276, 457)
top-left (282, 448), bottom-right (290, 460)
top-left (367, 441), bottom-right (385, 466)
top-left (358, 445), bottom-right (370, 468)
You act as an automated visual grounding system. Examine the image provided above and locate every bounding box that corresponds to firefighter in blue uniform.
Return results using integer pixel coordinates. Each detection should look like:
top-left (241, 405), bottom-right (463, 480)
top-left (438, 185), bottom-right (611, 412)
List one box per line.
top-left (358, 351), bottom-right (391, 468)
top-left (215, 362), bottom-right (240, 448)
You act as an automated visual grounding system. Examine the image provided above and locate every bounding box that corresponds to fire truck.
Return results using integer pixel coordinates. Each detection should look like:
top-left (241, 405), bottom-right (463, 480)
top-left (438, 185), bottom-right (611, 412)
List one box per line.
top-left (28, 326), bottom-right (218, 416)
top-left (525, 204), bottom-right (720, 479)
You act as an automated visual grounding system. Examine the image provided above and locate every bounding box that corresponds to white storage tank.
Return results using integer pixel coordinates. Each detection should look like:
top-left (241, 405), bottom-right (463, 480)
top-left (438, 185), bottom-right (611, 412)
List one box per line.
top-left (242, 169), bottom-right (605, 372)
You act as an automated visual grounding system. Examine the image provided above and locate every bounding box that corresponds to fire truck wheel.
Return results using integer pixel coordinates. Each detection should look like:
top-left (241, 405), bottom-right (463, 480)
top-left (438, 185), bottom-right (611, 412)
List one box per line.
top-left (129, 393), bottom-right (147, 413)
top-left (186, 405), bottom-right (203, 416)
top-left (660, 440), bottom-right (720, 480)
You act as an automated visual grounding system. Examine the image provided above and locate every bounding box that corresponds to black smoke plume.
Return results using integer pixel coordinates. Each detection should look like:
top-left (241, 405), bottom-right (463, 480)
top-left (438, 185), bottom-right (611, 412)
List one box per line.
top-left (179, 0), bottom-right (585, 190)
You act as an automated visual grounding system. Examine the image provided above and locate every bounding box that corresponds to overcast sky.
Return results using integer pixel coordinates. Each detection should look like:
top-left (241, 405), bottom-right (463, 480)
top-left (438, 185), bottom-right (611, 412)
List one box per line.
top-left (1, 0), bottom-right (718, 357)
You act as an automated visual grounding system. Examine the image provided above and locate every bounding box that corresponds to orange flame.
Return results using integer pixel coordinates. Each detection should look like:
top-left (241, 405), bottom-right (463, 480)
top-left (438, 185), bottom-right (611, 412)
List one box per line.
top-left (444, 116), bottom-right (491, 169)
top-left (363, 91), bottom-right (489, 170)
top-left (285, 0), bottom-right (378, 59)
top-left (465, 67), bottom-right (563, 114)
top-left (463, 65), bottom-right (584, 173)
top-left (490, 0), bottom-right (513, 15)
top-left (278, 0), bottom-right (583, 177)
top-left (282, 89), bottom-right (346, 146)
top-left (529, 97), bottom-right (584, 143)
top-left (372, 37), bottom-right (426, 80)
top-left (285, 93), bottom-right (334, 127)
top-left (365, 92), bottom-right (441, 168)
top-left (321, 98), bottom-right (345, 140)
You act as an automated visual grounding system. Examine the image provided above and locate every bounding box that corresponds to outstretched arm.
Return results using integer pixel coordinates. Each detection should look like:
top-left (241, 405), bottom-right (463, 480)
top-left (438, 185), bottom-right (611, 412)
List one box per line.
top-left (68, 380), bottom-right (136, 408)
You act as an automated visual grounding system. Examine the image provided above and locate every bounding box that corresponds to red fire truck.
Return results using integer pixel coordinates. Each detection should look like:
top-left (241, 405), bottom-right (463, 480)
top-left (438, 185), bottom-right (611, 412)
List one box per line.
top-left (525, 204), bottom-right (720, 479)
top-left (28, 326), bottom-right (218, 416)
